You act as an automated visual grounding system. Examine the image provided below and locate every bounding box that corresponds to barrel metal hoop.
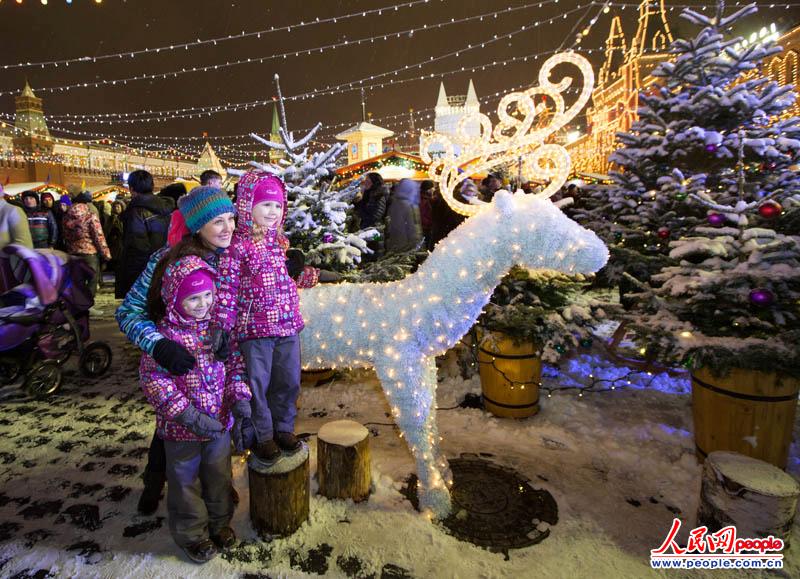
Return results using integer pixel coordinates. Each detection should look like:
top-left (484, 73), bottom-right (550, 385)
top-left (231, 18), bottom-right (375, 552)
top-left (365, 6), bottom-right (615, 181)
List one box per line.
top-left (482, 393), bottom-right (540, 409)
top-left (478, 347), bottom-right (538, 360)
top-left (692, 374), bottom-right (799, 403)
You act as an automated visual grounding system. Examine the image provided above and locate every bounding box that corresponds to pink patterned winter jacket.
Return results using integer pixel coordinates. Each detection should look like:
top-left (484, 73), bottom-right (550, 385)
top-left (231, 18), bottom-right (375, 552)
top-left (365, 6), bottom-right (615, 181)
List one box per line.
top-left (216, 171), bottom-right (317, 342)
top-left (139, 256), bottom-right (251, 442)
top-left (63, 203), bottom-right (111, 260)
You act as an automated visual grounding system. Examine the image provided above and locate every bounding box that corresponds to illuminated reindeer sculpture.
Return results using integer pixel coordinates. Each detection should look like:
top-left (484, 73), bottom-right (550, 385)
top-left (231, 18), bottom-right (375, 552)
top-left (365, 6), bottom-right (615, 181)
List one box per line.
top-left (297, 53), bottom-right (607, 518)
top-left (243, 55), bottom-right (606, 518)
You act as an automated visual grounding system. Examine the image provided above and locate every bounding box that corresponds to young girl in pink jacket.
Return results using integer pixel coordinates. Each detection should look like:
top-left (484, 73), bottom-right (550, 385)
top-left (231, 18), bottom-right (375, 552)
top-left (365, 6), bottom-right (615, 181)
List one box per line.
top-left (140, 255), bottom-right (250, 563)
top-left (217, 172), bottom-right (317, 463)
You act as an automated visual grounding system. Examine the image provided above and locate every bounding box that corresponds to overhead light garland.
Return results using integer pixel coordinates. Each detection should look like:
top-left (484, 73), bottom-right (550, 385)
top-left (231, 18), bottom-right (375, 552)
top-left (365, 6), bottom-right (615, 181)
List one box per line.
top-left (1, 0), bottom-right (436, 70)
top-left (0, 0), bottom-right (568, 96)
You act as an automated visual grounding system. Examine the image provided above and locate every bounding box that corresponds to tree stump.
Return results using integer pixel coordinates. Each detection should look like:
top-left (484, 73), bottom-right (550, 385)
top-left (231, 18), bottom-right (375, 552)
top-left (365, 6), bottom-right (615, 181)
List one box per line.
top-left (698, 451), bottom-right (800, 547)
top-left (248, 444), bottom-right (310, 536)
top-left (317, 420), bottom-right (371, 502)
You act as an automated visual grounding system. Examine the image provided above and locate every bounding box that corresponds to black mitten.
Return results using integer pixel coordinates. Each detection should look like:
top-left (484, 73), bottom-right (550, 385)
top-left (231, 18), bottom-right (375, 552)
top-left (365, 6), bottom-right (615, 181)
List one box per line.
top-left (210, 327), bottom-right (231, 361)
top-left (285, 248), bottom-right (305, 279)
top-left (152, 338), bottom-right (196, 375)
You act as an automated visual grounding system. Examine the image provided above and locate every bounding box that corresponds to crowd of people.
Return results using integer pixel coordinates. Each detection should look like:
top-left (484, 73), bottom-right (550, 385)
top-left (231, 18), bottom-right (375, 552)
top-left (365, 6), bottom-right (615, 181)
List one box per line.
top-left (0, 169), bottom-right (225, 315)
top-left (352, 171), bottom-right (508, 256)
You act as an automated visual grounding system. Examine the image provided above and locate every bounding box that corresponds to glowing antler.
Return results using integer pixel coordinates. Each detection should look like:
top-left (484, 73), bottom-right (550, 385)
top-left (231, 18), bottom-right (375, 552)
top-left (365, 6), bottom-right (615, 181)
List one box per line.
top-left (420, 52), bottom-right (595, 216)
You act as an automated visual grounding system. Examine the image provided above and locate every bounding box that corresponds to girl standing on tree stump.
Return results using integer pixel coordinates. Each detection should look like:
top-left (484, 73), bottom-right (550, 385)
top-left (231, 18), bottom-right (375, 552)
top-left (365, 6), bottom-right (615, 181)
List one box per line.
top-left (217, 172), bottom-right (318, 464)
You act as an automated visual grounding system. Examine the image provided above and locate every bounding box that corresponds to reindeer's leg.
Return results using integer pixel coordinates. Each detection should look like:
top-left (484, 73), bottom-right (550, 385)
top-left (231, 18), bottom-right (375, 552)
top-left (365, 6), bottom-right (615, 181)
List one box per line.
top-left (376, 358), bottom-right (452, 519)
top-left (421, 356), bottom-right (453, 488)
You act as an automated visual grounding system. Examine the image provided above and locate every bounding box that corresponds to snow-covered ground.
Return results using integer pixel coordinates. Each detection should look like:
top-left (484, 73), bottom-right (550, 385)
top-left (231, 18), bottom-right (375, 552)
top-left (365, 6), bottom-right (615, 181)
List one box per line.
top-left (0, 288), bottom-right (798, 578)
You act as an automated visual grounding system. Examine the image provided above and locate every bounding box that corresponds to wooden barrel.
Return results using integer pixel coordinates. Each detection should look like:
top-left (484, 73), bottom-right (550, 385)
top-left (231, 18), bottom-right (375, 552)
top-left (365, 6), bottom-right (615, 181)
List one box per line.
top-left (301, 368), bottom-right (336, 387)
top-left (477, 330), bottom-right (541, 418)
top-left (692, 367), bottom-right (800, 469)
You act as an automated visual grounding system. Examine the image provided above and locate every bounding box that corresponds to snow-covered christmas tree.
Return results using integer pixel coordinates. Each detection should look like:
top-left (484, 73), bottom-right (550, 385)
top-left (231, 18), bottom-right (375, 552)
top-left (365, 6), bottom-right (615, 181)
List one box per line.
top-left (622, 1), bottom-right (800, 375)
top-left (479, 266), bottom-right (609, 363)
top-left (244, 75), bottom-right (379, 270)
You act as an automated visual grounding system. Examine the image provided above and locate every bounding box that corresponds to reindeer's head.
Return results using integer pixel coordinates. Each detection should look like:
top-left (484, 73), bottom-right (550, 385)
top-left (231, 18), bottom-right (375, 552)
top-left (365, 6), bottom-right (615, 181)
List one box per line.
top-left (472, 189), bottom-right (608, 276)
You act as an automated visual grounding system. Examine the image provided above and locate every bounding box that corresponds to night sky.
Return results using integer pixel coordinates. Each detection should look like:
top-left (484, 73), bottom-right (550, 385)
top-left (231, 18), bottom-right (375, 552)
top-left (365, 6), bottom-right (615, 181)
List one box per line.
top-left (1, 1), bottom-right (795, 163)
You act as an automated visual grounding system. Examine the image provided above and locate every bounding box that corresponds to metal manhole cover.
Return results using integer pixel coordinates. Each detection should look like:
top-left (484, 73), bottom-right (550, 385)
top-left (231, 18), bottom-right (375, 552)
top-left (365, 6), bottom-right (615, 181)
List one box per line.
top-left (402, 455), bottom-right (558, 550)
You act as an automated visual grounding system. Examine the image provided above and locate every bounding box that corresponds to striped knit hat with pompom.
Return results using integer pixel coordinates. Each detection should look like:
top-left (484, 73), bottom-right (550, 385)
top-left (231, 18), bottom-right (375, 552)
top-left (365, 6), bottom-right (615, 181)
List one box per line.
top-left (177, 186), bottom-right (235, 233)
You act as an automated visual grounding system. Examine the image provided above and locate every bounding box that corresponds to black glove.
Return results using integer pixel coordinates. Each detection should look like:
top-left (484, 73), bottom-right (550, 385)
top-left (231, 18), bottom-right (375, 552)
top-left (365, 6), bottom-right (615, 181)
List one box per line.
top-left (210, 327), bottom-right (230, 361)
top-left (230, 400), bottom-right (254, 452)
top-left (152, 338), bottom-right (196, 375)
top-left (285, 248), bottom-right (305, 279)
top-left (174, 406), bottom-right (225, 439)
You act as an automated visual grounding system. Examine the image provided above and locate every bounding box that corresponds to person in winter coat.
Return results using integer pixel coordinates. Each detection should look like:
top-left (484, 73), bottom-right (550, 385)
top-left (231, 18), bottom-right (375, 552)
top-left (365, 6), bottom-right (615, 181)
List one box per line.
top-left (21, 191), bottom-right (58, 249)
top-left (216, 172), bottom-right (318, 464)
top-left (63, 194), bottom-right (112, 298)
top-left (385, 178), bottom-right (423, 254)
top-left (480, 173), bottom-right (503, 202)
top-left (116, 186), bottom-right (237, 516)
top-left (104, 200), bottom-right (125, 274)
top-left (40, 192), bottom-right (64, 249)
top-left (0, 189), bottom-right (33, 251)
top-left (139, 255), bottom-right (249, 563)
top-left (419, 180), bottom-right (435, 251)
top-left (429, 184), bottom-right (466, 248)
top-left (353, 172), bottom-right (389, 228)
top-left (116, 170), bottom-right (176, 298)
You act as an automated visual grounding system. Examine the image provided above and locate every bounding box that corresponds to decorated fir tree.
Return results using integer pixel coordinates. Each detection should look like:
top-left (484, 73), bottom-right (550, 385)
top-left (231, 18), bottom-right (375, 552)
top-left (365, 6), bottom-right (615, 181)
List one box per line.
top-left (244, 75), bottom-right (379, 271)
top-left (571, 2), bottom-right (799, 288)
top-left (622, 2), bottom-right (800, 375)
top-left (479, 267), bottom-right (609, 363)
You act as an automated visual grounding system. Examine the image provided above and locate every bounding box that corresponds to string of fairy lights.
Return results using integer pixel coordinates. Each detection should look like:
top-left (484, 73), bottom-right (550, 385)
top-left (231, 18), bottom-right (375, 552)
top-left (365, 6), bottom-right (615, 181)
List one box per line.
top-left (15, 1), bottom-right (596, 117)
top-left (1, 0), bottom-right (795, 165)
top-left (0, 0), bottom-right (439, 70)
top-left (0, 0), bottom-right (571, 97)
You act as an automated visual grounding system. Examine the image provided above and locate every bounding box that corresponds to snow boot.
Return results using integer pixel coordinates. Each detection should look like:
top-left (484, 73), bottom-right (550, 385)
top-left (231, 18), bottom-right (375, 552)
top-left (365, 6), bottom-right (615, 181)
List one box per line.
top-left (183, 538), bottom-right (218, 563)
top-left (254, 439), bottom-right (281, 463)
top-left (211, 527), bottom-right (236, 550)
top-left (137, 470), bottom-right (166, 515)
top-left (275, 431), bottom-right (302, 454)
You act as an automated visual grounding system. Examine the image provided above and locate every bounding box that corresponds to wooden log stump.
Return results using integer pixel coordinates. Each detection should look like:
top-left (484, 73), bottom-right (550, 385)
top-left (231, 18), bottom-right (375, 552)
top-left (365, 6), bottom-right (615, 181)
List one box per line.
top-left (317, 420), bottom-right (371, 502)
top-left (248, 444), bottom-right (310, 536)
top-left (698, 451), bottom-right (800, 547)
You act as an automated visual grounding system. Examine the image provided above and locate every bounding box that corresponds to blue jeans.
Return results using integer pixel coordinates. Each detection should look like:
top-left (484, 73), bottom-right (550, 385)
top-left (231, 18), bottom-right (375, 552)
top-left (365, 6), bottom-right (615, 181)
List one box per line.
top-left (240, 335), bottom-right (301, 443)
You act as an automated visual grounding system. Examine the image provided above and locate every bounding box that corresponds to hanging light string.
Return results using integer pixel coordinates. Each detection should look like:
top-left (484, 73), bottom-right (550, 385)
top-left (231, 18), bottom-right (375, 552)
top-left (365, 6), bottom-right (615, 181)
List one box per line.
top-left (0, 1), bottom-right (571, 98)
top-left (12, 1), bottom-right (791, 123)
top-left (2, 0), bottom-right (790, 73)
top-left (30, 2), bottom-right (596, 125)
top-left (604, 1), bottom-right (797, 8)
top-left (7, 1), bottom-right (787, 146)
top-left (0, 0), bottom-right (440, 70)
top-left (41, 48), bottom-right (589, 125)
top-left (0, 36), bottom-right (648, 146)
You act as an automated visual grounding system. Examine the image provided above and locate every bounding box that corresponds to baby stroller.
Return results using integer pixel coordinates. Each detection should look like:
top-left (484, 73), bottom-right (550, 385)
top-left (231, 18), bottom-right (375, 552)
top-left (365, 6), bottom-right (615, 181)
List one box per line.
top-left (0, 244), bottom-right (112, 397)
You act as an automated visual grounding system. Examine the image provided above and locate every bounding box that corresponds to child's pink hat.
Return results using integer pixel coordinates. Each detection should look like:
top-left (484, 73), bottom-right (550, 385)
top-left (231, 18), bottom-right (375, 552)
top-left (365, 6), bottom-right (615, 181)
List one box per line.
top-left (252, 175), bottom-right (285, 208)
top-left (175, 269), bottom-right (215, 311)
